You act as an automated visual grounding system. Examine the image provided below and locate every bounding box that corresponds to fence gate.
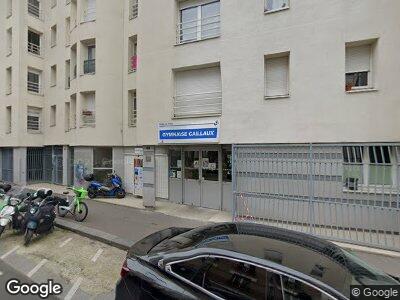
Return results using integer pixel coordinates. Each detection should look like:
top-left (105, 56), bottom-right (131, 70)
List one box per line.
top-left (1, 148), bottom-right (13, 182)
top-left (27, 148), bottom-right (44, 182)
top-left (232, 144), bottom-right (400, 251)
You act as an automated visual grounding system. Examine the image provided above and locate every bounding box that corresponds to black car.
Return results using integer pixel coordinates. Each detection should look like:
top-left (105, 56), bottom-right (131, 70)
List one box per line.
top-left (116, 223), bottom-right (399, 300)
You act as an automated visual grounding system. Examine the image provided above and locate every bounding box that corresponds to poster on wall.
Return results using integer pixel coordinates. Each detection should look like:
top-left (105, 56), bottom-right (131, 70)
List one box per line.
top-left (134, 158), bottom-right (143, 197)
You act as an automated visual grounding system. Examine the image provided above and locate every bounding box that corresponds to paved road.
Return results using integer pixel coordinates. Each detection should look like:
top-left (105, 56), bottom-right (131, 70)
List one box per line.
top-left (59, 199), bottom-right (206, 243)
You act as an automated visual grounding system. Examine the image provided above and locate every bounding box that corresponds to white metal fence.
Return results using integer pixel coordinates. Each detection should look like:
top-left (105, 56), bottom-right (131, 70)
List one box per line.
top-left (232, 144), bottom-right (400, 251)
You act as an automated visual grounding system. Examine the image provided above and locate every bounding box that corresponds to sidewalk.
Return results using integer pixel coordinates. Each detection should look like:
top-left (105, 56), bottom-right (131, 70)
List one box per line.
top-left (25, 183), bottom-right (400, 279)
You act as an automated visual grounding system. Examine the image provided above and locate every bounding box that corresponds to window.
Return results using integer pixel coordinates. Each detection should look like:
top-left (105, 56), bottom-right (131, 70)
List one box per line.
top-left (6, 106), bottom-right (12, 134)
top-left (65, 60), bottom-right (70, 89)
top-left (169, 150), bottom-right (182, 179)
top-left (222, 148), bottom-right (232, 182)
top-left (265, 54), bottom-right (290, 98)
top-left (345, 44), bottom-right (372, 91)
top-left (6, 0), bottom-right (12, 17)
top-left (70, 94), bottom-right (77, 129)
top-left (169, 256), bottom-right (283, 300)
top-left (28, 29), bottom-right (42, 56)
top-left (129, 0), bottom-right (138, 20)
top-left (6, 28), bottom-right (12, 56)
top-left (27, 106), bottom-right (42, 132)
top-left (65, 18), bottom-right (71, 45)
top-left (178, 1), bottom-right (220, 44)
top-left (128, 36), bottom-right (138, 72)
top-left (128, 90), bottom-right (137, 127)
top-left (265, 0), bottom-right (289, 12)
top-left (343, 146), bottom-right (364, 189)
top-left (50, 105), bottom-right (56, 127)
top-left (81, 92), bottom-right (95, 126)
top-left (83, 0), bottom-right (96, 22)
top-left (84, 45), bottom-right (96, 74)
top-left (174, 66), bottom-right (222, 118)
top-left (93, 147), bottom-right (113, 182)
top-left (50, 65), bottom-right (57, 87)
top-left (6, 67), bottom-right (12, 95)
top-left (65, 102), bottom-right (70, 131)
top-left (281, 275), bottom-right (333, 300)
top-left (51, 0), bottom-right (57, 8)
top-left (202, 150), bottom-right (218, 181)
top-left (368, 146), bottom-right (392, 186)
top-left (28, 0), bottom-right (42, 19)
top-left (51, 25), bottom-right (57, 47)
top-left (27, 69), bottom-right (41, 94)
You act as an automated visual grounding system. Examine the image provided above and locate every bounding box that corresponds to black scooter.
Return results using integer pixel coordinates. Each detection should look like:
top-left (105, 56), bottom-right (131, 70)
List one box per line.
top-left (24, 189), bottom-right (60, 246)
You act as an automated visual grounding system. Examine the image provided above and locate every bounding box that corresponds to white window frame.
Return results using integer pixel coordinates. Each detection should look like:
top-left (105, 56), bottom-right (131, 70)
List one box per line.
top-left (27, 106), bottom-right (42, 132)
top-left (50, 24), bottom-right (57, 47)
top-left (128, 90), bottom-right (137, 127)
top-left (50, 105), bottom-right (57, 127)
top-left (265, 0), bottom-right (290, 13)
top-left (345, 42), bottom-right (374, 92)
top-left (50, 65), bottom-right (57, 87)
top-left (27, 69), bottom-right (42, 95)
top-left (27, 29), bottom-right (43, 57)
top-left (129, 0), bottom-right (138, 20)
top-left (28, 0), bottom-right (43, 20)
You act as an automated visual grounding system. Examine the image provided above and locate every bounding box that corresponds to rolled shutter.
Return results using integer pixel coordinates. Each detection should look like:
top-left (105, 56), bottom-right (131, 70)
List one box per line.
top-left (346, 45), bottom-right (371, 73)
top-left (265, 56), bottom-right (289, 97)
top-left (174, 66), bottom-right (222, 117)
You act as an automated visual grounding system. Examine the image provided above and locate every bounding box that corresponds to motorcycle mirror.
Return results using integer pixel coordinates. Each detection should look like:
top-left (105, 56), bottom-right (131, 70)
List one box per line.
top-left (63, 191), bottom-right (69, 195)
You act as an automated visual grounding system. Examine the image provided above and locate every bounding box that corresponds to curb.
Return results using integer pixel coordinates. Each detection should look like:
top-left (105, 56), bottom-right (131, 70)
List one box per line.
top-left (54, 218), bottom-right (133, 251)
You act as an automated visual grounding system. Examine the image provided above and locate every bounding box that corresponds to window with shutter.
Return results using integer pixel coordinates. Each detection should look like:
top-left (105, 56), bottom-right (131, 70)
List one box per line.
top-left (27, 107), bottom-right (42, 132)
top-left (265, 55), bottom-right (289, 98)
top-left (345, 44), bottom-right (372, 90)
top-left (174, 66), bottom-right (222, 118)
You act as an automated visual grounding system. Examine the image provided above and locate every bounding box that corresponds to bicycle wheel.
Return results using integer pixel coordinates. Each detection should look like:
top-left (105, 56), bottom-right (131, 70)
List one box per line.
top-left (73, 202), bottom-right (88, 222)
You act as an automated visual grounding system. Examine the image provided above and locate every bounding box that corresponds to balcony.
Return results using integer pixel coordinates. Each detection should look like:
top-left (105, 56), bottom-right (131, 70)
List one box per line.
top-left (81, 110), bottom-right (95, 126)
top-left (27, 81), bottom-right (41, 95)
top-left (129, 1), bottom-right (138, 20)
top-left (83, 59), bottom-right (96, 74)
top-left (177, 14), bottom-right (221, 44)
top-left (28, 42), bottom-right (42, 56)
top-left (28, 3), bottom-right (43, 20)
top-left (128, 55), bottom-right (138, 73)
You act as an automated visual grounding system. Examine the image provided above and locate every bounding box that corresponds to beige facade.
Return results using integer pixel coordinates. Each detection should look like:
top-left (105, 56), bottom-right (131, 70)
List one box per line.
top-left (1, 0), bottom-right (400, 210)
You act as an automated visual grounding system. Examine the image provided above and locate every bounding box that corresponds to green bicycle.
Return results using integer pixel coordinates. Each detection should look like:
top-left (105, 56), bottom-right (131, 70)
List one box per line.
top-left (57, 187), bottom-right (89, 222)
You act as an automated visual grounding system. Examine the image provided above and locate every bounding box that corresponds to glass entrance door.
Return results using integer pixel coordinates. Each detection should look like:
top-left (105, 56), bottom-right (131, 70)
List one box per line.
top-left (201, 150), bottom-right (221, 209)
top-left (184, 150), bottom-right (201, 206)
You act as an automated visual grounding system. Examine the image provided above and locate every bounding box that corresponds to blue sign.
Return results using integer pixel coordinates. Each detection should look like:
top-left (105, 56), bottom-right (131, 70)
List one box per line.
top-left (159, 128), bottom-right (217, 140)
top-left (158, 121), bottom-right (220, 144)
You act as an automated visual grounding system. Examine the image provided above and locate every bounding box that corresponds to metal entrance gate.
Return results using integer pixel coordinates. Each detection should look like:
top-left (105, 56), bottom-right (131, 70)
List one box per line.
top-left (232, 144), bottom-right (400, 251)
top-left (1, 148), bottom-right (13, 182)
top-left (27, 147), bottom-right (64, 184)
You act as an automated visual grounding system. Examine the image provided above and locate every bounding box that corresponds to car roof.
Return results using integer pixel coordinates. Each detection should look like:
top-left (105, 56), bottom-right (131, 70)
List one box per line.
top-left (149, 222), bottom-right (398, 297)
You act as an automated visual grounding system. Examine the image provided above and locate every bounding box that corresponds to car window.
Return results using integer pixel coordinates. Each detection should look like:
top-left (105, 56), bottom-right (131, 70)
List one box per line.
top-left (281, 275), bottom-right (334, 300)
top-left (170, 256), bottom-right (283, 300)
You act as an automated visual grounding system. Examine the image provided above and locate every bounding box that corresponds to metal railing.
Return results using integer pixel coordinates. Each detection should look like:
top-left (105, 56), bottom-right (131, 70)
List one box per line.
top-left (28, 3), bottom-right (42, 20)
top-left (128, 55), bottom-right (138, 72)
top-left (81, 110), bottom-right (95, 126)
top-left (177, 14), bottom-right (220, 44)
top-left (83, 59), bottom-right (96, 74)
top-left (83, 7), bottom-right (96, 22)
top-left (129, 0), bottom-right (138, 19)
top-left (232, 143), bottom-right (400, 251)
top-left (173, 91), bottom-right (222, 118)
top-left (27, 81), bottom-right (41, 94)
top-left (28, 42), bottom-right (41, 56)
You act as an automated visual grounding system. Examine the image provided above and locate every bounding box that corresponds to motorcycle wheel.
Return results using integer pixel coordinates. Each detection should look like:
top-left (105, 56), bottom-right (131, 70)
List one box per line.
top-left (57, 205), bottom-right (68, 217)
top-left (24, 229), bottom-right (34, 246)
top-left (116, 189), bottom-right (126, 199)
top-left (74, 202), bottom-right (88, 222)
top-left (88, 189), bottom-right (96, 199)
top-left (0, 226), bottom-right (4, 237)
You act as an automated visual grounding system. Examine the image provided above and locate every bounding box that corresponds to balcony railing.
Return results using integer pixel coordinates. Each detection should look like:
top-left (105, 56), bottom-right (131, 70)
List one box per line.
top-left (84, 59), bottom-right (96, 74)
top-left (128, 55), bottom-right (138, 72)
top-left (83, 7), bottom-right (96, 22)
top-left (81, 110), bottom-right (95, 126)
top-left (129, 1), bottom-right (138, 19)
top-left (27, 81), bottom-right (41, 94)
top-left (28, 42), bottom-right (42, 56)
top-left (28, 3), bottom-right (43, 20)
top-left (177, 14), bottom-right (220, 44)
top-left (173, 91), bottom-right (222, 118)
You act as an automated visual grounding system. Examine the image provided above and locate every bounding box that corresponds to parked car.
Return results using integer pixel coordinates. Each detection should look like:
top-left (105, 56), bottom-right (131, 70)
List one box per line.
top-left (116, 222), bottom-right (399, 300)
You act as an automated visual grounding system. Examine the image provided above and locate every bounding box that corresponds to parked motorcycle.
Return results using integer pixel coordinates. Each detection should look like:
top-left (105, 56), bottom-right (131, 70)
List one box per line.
top-left (0, 192), bottom-right (33, 237)
top-left (24, 189), bottom-right (60, 246)
top-left (0, 183), bottom-right (12, 210)
top-left (85, 173), bottom-right (126, 199)
top-left (57, 187), bottom-right (89, 222)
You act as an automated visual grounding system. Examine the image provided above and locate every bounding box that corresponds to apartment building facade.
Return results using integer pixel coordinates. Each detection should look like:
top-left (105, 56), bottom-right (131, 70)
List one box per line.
top-left (1, 0), bottom-right (400, 215)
